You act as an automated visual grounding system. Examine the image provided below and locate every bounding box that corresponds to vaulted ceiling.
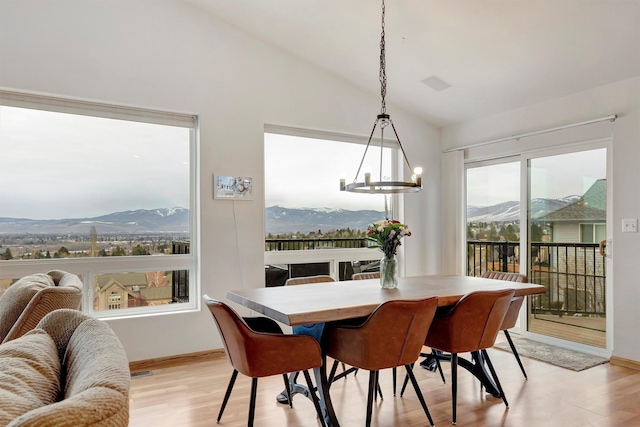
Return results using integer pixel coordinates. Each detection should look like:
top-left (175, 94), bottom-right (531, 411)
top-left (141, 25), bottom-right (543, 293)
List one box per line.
top-left (186, 0), bottom-right (640, 128)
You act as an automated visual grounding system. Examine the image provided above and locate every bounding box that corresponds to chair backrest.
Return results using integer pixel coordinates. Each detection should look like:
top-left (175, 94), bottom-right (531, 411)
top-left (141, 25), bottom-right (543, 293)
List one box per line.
top-left (481, 271), bottom-right (527, 330)
top-left (481, 271), bottom-right (527, 283)
top-left (426, 289), bottom-right (515, 353)
top-left (352, 272), bottom-right (380, 280)
top-left (0, 270), bottom-right (83, 344)
top-left (285, 275), bottom-right (335, 286)
top-left (203, 295), bottom-right (322, 378)
top-left (330, 298), bottom-right (439, 370)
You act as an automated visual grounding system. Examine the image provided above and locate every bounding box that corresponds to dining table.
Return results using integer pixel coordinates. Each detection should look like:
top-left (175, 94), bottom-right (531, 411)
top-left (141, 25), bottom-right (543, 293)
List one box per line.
top-left (227, 274), bottom-right (546, 427)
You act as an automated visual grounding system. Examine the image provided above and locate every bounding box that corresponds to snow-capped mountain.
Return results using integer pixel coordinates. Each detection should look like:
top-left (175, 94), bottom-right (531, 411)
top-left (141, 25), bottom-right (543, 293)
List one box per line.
top-left (466, 196), bottom-right (582, 223)
top-left (0, 207), bottom-right (189, 234)
top-left (266, 206), bottom-right (384, 234)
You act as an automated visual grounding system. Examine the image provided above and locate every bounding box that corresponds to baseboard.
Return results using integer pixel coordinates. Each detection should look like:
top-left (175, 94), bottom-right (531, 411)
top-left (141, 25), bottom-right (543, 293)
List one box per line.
top-left (129, 349), bottom-right (226, 373)
top-left (610, 356), bottom-right (640, 371)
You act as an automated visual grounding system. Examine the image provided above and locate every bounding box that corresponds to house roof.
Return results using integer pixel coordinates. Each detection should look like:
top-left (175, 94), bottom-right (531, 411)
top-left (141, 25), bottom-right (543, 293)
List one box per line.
top-left (537, 179), bottom-right (606, 222)
top-left (95, 272), bottom-right (148, 289)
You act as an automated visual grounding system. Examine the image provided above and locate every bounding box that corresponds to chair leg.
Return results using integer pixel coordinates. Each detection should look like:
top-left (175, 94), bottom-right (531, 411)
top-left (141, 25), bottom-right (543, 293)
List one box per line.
top-left (373, 371), bottom-right (382, 401)
top-left (433, 349), bottom-right (446, 384)
top-left (328, 360), bottom-right (339, 383)
top-left (399, 362), bottom-right (413, 397)
top-left (392, 366), bottom-right (397, 396)
top-left (451, 352), bottom-right (458, 425)
top-left (217, 369), bottom-right (238, 423)
top-left (482, 349), bottom-right (509, 408)
top-left (404, 364), bottom-right (435, 427)
top-left (366, 370), bottom-right (377, 427)
top-left (248, 377), bottom-right (258, 427)
top-left (303, 369), bottom-right (327, 427)
top-left (504, 330), bottom-right (528, 379)
top-left (283, 374), bottom-right (293, 408)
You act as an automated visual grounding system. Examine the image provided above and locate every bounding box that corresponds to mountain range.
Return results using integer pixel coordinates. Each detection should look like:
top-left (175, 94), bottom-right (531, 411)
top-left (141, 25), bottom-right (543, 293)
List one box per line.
top-left (266, 206), bottom-right (384, 234)
top-left (0, 196), bottom-right (581, 235)
top-left (0, 207), bottom-right (189, 235)
top-left (467, 196), bottom-right (581, 223)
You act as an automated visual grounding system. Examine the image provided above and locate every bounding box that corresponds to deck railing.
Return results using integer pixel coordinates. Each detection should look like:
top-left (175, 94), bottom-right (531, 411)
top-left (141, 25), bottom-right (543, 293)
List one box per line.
top-left (265, 237), bottom-right (371, 251)
top-left (467, 240), bottom-right (606, 318)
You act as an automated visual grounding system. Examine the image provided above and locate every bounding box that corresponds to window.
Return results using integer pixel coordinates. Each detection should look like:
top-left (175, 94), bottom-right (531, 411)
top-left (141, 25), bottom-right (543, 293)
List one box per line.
top-left (0, 91), bottom-right (198, 318)
top-left (580, 223), bottom-right (606, 243)
top-left (264, 129), bottom-right (397, 284)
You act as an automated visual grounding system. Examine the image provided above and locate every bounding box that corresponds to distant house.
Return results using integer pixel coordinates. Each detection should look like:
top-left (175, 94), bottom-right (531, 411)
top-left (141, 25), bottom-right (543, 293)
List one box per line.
top-left (94, 272), bottom-right (172, 310)
top-left (532, 179), bottom-right (606, 314)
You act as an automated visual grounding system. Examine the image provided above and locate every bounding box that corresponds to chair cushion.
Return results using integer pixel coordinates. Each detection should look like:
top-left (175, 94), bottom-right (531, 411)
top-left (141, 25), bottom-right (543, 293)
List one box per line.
top-left (0, 329), bottom-right (61, 425)
top-left (0, 274), bottom-right (54, 342)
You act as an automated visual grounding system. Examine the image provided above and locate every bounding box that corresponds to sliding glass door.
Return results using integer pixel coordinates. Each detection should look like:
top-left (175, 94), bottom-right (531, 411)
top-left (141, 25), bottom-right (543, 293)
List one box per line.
top-left (527, 148), bottom-right (607, 348)
top-left (465, 146), bottom-right (609, 348)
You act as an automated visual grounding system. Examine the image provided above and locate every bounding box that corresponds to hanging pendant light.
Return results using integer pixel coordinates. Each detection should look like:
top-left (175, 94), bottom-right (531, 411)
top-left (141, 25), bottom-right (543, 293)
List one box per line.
top-left (340, 0), bottom-right (422, 194)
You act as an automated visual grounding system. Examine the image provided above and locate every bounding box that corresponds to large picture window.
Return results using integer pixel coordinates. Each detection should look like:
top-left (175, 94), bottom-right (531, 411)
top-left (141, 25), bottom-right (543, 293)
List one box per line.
top-left (264, 130), bottom-right (396, 285)
top-left (0, 91), bottom-right (198, 318)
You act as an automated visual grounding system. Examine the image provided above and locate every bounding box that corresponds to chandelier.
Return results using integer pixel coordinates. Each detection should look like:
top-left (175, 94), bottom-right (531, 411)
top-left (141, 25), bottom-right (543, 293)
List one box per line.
top-left (340, 0), bottom-right (422, 194)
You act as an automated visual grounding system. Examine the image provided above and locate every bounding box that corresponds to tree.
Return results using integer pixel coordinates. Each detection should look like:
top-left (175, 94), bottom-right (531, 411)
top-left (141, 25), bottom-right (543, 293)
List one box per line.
top-left (530, 223), bottom-right (543, 242)
top-left (503, 224), bottom-right (518, 241)
top-left (89, 226), bottom-right (97, 257)
top-left (112, 246), bottom-right (126, 256)
top-left (132, 245), bottom-right (149, 256)
top-left (2, 248), bottom-right (12, 260)
top-left (57, 246), bottom-right (70, 258)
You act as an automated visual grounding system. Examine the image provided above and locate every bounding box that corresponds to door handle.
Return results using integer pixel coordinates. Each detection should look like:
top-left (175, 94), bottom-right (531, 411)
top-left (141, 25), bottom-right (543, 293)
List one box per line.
top-left (599, 240), bottom-right (607, 257)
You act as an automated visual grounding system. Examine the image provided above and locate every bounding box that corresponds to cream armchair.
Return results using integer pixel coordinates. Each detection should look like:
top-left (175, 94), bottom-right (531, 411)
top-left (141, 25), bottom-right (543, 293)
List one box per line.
top-left (0, 270), bottom-right (83, 344)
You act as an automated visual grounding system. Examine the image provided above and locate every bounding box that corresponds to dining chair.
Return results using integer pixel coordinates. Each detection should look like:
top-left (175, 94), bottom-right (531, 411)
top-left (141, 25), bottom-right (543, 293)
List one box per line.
top-left (325, 297), bottom-right (439, 427)
top-left (351, 272), bottom-right (380, 280)
top-left (422, 289), bottom-right (515, 425)
top-left (285, 275), bottom-right (335, 285)
top-left (284, 275), bottom-right (359, 386)
top-left (202, 295), bottom-right (325, 427)
top-left (481, 271), bottom-right (529, 379)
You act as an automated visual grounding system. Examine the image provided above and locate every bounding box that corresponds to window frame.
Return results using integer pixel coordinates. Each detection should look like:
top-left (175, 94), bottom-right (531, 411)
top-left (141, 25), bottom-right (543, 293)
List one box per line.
top-left (0, 90), bottom-right (200, 319)
top-left (263, 126), bottom-right (403, 281)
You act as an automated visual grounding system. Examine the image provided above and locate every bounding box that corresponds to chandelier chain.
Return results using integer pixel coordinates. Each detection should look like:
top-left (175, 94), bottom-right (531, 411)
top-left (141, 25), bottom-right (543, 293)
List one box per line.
top-left (379, 0), bottom-right (387, 115)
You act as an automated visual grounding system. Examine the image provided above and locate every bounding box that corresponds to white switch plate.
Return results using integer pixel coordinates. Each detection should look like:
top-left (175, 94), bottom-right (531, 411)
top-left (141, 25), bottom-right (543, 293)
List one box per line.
top-left (622, 218), bottom-right (638, 233)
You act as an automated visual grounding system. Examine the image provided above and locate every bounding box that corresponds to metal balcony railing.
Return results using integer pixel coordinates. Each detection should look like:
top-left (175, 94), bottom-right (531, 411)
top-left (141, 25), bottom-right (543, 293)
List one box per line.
top-left (265, 237), bottom-right (371, 251)
top-left (467, 240), bottom-right (606, 318)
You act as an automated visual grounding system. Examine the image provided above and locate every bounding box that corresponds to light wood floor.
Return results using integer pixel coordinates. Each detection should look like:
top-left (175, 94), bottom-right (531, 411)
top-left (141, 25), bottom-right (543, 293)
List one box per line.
top-left (129, 340), bottom-right (640, 427)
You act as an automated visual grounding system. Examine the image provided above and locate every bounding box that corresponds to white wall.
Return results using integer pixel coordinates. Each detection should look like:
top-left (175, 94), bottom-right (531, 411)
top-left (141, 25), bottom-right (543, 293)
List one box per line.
top-left (0, 0), bottom-right (441, 361)
top-left (441, 77), bottom-right (640, 363)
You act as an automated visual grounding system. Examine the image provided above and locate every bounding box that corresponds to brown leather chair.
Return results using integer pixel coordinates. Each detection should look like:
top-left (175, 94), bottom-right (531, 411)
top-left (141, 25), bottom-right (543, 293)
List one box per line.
top-left (424, 289), bottom-right (515, 425)
top-left (203, 295), bottom-right (325, 427)
top-left (283, 274), bottom-right (358, 389)
top-left (326, 298), bottom-right (439, 427)
top-left (352, 272), bottom-right (380, 280)
top-left (285, 275), bottom-right (335, 285)
top-left (481, 271), bottom-right (528, 379)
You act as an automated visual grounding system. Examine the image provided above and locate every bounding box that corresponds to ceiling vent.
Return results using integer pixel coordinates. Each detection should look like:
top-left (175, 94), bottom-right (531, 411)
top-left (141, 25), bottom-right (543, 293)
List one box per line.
top-left (421, 75), bottom-right (451, 92)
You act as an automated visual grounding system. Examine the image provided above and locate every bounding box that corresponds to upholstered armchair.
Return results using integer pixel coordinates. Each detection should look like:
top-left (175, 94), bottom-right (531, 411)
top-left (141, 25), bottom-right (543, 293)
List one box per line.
top-left (0, 270), bottom-right (83, 344)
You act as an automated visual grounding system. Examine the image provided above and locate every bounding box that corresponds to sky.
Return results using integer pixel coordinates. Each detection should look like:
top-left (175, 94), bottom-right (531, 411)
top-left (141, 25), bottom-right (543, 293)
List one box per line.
top-left (1, 105), bottom-right (606, 219)
top-left (264, 133), bottom-right (393, 212)
top-left (0, 106), bottom-right (190, 219)
top-left (466, 148), bottom-right (607, 207)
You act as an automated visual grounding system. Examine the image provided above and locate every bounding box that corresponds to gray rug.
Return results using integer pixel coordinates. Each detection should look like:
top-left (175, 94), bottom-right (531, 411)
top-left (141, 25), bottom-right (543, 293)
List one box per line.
top-left (493, 337), bottom-right (609, 371)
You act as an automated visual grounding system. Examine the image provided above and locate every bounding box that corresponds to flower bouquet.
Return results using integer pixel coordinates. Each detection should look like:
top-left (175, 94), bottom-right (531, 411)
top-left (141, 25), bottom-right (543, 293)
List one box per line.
top-left (366, 220), bottom-right (411, 288)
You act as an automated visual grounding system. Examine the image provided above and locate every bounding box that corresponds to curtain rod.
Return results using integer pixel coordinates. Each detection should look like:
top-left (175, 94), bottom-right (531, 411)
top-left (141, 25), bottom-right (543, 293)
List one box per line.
top-left (442, 114), bottom-right (617, 153)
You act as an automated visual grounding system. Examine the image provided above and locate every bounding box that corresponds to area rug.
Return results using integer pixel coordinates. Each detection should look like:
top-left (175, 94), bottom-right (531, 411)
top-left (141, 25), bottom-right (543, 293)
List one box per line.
top-left (493, 337), bottom-right (609, 371)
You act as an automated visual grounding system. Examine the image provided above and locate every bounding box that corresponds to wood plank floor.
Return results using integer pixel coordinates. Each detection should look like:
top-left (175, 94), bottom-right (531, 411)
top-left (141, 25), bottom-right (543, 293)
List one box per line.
top-left (129, 340), bottom-right (640, 427)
